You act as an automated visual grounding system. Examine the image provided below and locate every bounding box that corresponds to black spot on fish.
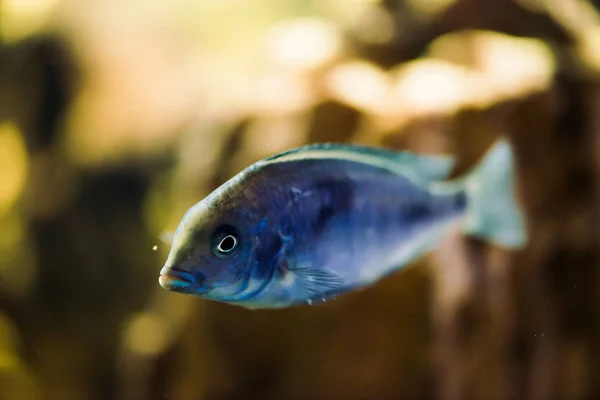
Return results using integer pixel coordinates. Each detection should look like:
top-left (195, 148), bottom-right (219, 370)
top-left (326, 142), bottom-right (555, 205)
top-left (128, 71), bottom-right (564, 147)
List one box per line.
top-left (253, 232), bottom-right (284, 280)
top-left (398, 200), bottom-right (432, 225)
top-left (312, 179), bottom-right (354, 234)
top-left (454, 191), bottom-right (468, 211)
top-left (399, 192), bottom-right (467, 226)
top-left (315, 207), bottom-right (335, 233)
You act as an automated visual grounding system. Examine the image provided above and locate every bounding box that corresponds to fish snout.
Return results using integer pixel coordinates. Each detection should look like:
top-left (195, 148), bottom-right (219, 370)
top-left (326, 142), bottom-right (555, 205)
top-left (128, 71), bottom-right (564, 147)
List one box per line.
top-left (159, 265), bottom-right (210, 294)
top-left (159, 265), bottom-right (196, 288)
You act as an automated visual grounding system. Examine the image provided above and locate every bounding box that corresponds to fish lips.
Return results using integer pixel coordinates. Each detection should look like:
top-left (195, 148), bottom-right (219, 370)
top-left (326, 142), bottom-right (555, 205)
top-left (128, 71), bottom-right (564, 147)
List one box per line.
top-left (159, 266), bottom-right (210, 294)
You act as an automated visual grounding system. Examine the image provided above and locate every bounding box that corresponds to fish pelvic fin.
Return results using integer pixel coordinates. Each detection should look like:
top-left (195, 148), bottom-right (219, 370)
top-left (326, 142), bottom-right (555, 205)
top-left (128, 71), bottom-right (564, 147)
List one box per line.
top-left (461, 139), bottom-right (527, 249)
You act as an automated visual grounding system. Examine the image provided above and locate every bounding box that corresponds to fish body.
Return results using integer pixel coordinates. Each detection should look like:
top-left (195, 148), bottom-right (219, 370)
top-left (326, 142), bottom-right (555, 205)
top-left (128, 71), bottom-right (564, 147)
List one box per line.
top-left (159, 140), bottom-right (526, 309)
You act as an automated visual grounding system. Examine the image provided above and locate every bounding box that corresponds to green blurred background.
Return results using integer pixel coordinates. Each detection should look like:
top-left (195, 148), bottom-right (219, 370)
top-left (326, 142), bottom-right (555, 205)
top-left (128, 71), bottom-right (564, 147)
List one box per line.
top-left (1, 0), bottom-right (600, 399)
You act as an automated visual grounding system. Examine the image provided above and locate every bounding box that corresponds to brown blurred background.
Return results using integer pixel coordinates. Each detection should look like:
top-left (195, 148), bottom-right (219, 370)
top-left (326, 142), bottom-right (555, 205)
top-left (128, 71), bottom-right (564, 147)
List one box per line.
top-left (1, 0), bottom-right (600, 399)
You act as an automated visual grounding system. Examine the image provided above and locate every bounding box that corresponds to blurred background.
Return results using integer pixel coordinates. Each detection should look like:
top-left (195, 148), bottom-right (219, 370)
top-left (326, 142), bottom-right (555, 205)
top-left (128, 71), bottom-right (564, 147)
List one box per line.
top-left (1, 0), bottom-right (600, 399)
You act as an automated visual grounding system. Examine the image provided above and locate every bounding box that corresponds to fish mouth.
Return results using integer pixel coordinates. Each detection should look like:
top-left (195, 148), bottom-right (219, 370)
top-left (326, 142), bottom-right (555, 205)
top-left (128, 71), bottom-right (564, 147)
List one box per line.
top-left (159, 266), bottom-right (211, 294)
top-left (159, 267), bottom-right (196, 290)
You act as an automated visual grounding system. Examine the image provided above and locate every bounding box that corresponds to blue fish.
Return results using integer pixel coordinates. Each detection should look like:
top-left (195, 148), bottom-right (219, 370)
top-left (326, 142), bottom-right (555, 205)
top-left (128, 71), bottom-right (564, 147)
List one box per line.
top-left (158, 139), bottom-right (526, 309)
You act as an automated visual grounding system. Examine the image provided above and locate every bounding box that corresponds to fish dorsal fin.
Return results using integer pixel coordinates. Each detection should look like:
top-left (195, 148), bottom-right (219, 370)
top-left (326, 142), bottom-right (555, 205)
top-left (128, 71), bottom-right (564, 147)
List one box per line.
top-left (260, 143), bottom-right (455, 184)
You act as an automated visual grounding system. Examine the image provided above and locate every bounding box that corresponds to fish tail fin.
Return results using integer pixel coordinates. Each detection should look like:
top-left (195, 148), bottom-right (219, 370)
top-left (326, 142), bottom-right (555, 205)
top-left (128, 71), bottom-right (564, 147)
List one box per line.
top-left (461, 138), bottom-right (527, 248)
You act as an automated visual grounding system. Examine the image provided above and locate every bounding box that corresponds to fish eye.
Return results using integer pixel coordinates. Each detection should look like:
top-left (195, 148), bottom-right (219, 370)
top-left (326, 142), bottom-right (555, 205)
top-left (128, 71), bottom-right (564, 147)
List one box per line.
top-left (217, 235), bottom-right (238, 253)
top-left (211, 225), bottom-right (240, 258)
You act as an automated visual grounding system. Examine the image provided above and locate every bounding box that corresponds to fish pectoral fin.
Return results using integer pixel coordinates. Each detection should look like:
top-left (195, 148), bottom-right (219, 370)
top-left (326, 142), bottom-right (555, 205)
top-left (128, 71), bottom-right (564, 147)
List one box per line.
top-left (289, 265), bottom-right (345, 302)
top-left (306, 295), bottom-right (338, 306)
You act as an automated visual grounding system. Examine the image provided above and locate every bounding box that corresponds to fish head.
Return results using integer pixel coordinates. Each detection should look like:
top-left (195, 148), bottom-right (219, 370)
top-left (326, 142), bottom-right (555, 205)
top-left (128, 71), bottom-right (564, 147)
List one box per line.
top-left (158, 200), bottom-right (255, 298)
top-left (158, 173), bottom-right (281, 301)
